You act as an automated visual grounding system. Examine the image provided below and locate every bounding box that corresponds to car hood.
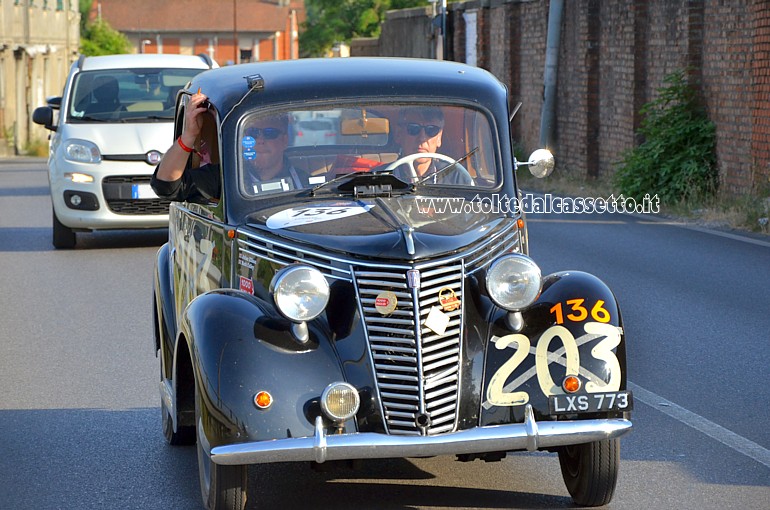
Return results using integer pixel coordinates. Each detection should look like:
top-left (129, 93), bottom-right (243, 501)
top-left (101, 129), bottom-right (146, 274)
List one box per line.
top-left (59, 122), bottom-right (173, 155)
top-left (243, 195), bottom-right (507, 260)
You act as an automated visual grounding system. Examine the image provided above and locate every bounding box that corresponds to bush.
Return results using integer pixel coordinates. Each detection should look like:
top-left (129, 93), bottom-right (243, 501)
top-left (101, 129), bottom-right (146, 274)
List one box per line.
top-left (615, 69), bottom-right (717, 204)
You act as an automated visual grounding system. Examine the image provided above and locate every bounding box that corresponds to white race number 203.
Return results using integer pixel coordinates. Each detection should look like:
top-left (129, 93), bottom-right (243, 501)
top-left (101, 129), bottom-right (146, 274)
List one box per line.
top-left (485, 321), bottom-right (622, 408)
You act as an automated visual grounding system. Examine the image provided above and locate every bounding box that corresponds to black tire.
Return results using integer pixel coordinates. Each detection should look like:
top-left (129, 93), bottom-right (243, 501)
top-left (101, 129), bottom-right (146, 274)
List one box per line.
top-left (558, 438), bottom-right (620, 507)
top-left (52, 211), bottom-right (76, 249)
top-left (196, 386), bottom-right (247, 510)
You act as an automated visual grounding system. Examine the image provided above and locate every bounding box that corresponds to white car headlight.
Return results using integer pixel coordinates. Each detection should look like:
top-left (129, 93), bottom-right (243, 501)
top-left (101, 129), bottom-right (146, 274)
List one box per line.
top-left (486, 254), bottom-right (542, 311)
top-left (64, 139), bottom-right (101, 163)
top-left (270, 265), bottom-right (330, 322)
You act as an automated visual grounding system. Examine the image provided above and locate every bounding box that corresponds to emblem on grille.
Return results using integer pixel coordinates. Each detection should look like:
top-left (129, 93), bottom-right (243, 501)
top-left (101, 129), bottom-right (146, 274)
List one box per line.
top-left (374, 291), bottom-right (398, 315)
top-left (438, 287), bottom-right (461, 312)
top-left (406, 269), bottom-right (421, 289)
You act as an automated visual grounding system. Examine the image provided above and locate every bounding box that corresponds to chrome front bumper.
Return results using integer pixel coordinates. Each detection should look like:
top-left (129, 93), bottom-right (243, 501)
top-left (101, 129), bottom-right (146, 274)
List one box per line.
top-left (211, 404), bottom-right (632, 466)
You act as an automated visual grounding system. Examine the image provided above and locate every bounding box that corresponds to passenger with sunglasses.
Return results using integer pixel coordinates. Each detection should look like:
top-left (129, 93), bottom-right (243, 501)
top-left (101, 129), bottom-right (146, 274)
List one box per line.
top-left (152, 90), bottom-right (221, 202)
top-left (152, 91), bottom-right (308, 201)
top-left (241, 116), bottom-right (307, 195)
top-left (393, 107), bottom-right (473, 186)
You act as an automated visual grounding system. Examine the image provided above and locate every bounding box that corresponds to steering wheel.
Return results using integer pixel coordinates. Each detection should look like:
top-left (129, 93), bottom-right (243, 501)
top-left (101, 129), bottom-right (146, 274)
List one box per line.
top-left (383, 152), bottom-right (468, 183)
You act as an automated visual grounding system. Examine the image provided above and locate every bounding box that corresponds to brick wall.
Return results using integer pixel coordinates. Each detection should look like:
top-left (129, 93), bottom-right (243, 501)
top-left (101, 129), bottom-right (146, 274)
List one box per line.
top-left (354, 0), bottom-right (770, 196)
top-left (752, 1), bottom-right (770, 193)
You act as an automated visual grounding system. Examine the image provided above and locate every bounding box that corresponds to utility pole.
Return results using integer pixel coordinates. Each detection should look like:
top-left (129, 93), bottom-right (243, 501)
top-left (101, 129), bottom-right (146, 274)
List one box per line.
top-left (233, 0), bottom-right (239, 64)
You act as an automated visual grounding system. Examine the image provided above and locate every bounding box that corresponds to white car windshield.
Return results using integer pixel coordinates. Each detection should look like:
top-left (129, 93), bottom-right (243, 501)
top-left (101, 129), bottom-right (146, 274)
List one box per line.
top-left (238, 102), bottom-right (500, 197)
top-left (68, 68), bottom-right (205, 122)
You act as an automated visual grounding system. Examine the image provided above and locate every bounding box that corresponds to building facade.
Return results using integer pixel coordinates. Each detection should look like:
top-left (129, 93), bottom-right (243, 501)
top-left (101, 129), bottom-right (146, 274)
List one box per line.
top-left (0, 0), bottom-right (80, 155)
top-left (0, 0), bottom-right (304, 156)
top-left (92, 0), bottom-right (304, 65)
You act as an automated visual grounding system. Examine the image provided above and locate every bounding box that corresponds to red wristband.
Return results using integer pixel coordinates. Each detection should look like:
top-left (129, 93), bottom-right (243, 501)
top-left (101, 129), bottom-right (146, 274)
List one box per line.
top-left (177, 137), bottom-right (194, 153)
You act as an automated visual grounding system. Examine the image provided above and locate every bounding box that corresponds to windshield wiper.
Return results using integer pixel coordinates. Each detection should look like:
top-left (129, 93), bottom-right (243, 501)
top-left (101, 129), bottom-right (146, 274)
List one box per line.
top-left (71, 115), bottom-right (110, 123)
top-left (416, 147), bottom-right (479, 185)
top-left (126, 115), bottom-right (173, 121)
top-left (309, 170), bottom-right (413, 198)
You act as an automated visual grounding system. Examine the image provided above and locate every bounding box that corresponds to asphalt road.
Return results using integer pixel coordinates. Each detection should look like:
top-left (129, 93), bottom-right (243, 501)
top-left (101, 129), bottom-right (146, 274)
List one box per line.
top-left (1, 159), bottom-right (768, 509)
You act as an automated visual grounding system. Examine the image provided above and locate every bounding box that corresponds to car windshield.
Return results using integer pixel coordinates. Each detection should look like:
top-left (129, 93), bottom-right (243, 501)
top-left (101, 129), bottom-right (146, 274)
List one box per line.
top-left (67, 68), bottom-right (204, 122)
top-left (238, 102), bottom-right (500, 197)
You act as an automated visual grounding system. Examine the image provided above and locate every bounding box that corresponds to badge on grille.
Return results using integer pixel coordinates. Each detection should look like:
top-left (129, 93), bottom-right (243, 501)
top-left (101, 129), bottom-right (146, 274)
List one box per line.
top-left (424, 306), bottom-right (450, 336)
top-left (407, 269), bottom-right (421, 289)
top-left (375, 291), bottom-right (398, 315)
top-left (438, 287), bottom-right (461, 312)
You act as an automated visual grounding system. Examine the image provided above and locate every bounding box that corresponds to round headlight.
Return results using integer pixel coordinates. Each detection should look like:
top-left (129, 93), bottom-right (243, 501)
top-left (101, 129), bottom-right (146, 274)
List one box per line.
top-left (486, 254), bottom-right (542, 311)
top-left (321, 382), bottom-right (360, 422)
top-left (269, 265), bottom-right (330, 322)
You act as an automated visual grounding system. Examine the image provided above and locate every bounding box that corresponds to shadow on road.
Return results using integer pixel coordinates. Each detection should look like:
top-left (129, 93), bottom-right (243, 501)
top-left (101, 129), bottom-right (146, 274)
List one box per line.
top-left (0, 227), bottom-right (168, 252)
top-left (0, 407), bottom-right (575, 510)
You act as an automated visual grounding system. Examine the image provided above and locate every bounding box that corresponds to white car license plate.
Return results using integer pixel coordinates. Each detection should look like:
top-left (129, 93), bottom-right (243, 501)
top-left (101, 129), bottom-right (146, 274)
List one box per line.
top-left (548, 391), bottom-right (633, 415)
top-left (132, 184), bottom-right (158, 199)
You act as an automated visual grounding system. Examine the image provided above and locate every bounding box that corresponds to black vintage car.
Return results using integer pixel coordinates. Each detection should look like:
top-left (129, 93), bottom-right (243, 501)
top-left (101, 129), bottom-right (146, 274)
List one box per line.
top-left (153, 57), bottom-right (632, 510)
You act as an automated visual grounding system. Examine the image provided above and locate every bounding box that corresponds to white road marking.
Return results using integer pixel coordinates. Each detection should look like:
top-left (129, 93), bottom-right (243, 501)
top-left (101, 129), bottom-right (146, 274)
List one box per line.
top-left (628, 381), bottom-right (770, 469)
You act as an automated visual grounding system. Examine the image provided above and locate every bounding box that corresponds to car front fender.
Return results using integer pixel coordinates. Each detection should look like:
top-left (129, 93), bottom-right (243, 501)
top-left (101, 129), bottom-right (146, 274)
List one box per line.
top-left (481, 270), bottom-right (627, 425)
top-left (181, 289), bottom-right (349, 449)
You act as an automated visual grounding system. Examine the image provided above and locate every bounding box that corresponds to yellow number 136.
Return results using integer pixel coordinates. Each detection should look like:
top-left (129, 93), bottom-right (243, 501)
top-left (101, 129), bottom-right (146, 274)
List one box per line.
top-left (550, 298), bottom-right (611, 324)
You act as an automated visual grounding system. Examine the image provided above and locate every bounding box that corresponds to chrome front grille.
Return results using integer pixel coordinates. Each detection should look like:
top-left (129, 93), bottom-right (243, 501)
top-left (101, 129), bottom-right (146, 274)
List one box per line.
top-left (355, 263), bottom-right (463, 436)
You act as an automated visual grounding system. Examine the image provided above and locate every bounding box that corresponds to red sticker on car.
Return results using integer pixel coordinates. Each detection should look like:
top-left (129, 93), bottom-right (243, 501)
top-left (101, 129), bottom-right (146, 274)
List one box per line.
top-left (239, 276), bottom-right (254, 295)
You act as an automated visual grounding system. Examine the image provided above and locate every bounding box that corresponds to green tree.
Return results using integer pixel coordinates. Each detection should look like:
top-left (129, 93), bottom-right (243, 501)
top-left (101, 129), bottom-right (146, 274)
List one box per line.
top-left (300, 0), bottom-right (431, 57)
top-left (79, 0), bottom-right (92, 31)
top-left (80, 18), bottom-right (132, 56)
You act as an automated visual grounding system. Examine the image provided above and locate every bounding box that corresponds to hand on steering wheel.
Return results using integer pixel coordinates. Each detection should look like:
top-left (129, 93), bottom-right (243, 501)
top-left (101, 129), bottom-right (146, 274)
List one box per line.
top-left (383, 152), bottom-right (466, 183)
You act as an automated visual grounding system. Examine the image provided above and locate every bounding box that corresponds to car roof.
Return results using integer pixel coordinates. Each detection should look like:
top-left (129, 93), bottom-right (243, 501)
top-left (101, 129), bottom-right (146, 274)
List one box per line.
top-left (79, 53), bottom-right (216, 71)
top-left (189, 57), bottom-right (508, 119)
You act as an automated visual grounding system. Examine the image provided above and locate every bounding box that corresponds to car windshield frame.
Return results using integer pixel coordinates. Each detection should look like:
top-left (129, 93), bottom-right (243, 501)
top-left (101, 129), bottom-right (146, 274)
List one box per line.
top-left (67, 68), bottom-right (204, 123)
top-left (234, 99), bottom-right (502, 200)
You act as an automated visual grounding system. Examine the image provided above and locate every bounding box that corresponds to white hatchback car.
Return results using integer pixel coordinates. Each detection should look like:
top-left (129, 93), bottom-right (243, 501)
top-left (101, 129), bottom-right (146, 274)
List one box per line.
top-left (293, 118), bottom-right (338, 146)
top-left (33, 54), bottom-right (216, 248)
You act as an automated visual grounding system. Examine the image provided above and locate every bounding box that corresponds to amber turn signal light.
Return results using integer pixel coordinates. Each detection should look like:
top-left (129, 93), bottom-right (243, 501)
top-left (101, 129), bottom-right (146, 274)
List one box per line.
top-left (254, 391), bottom-right (273, 409)
top-left (562, 375), bottom-right (581, 394)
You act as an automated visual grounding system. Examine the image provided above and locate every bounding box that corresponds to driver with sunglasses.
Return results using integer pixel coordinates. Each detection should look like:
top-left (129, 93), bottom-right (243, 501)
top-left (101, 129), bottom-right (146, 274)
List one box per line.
top-left (393, 107), bottom-right (474, 186)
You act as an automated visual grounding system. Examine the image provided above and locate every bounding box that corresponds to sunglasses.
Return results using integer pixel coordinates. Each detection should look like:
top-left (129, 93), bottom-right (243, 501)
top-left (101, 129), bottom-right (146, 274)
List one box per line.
top-left (405, 123), bottom-right (442, 137)
top-left (246, 127), bottom-right (283, 140)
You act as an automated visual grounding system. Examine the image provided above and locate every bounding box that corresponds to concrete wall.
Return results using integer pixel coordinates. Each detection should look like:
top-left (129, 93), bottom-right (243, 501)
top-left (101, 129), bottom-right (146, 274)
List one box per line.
top-left (352, 0), bottom-right (770, 197)
top-left (0, 1), bottom-right (80, 156)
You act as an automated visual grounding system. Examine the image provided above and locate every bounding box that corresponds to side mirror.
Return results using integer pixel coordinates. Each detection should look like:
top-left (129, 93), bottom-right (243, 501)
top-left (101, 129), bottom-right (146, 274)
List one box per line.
top-left (32, 106), bottom-right (56, 131)
top-left (526, 149), bottom-right (554, 178)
